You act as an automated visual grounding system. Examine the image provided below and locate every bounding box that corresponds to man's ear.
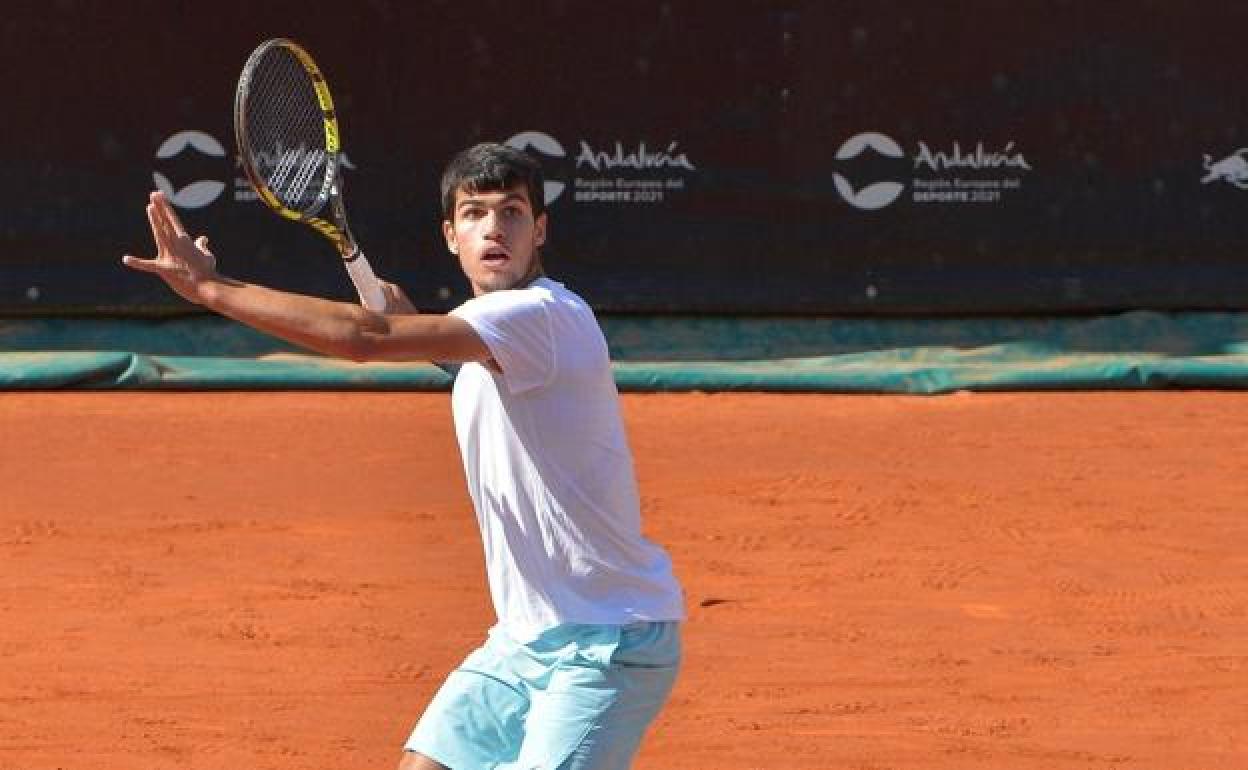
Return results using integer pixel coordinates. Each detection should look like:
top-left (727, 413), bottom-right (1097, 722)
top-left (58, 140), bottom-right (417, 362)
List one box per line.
top-left (442, 219), bottom-right (458, 254)
top-left (534, 212), bottom-right (547, 248)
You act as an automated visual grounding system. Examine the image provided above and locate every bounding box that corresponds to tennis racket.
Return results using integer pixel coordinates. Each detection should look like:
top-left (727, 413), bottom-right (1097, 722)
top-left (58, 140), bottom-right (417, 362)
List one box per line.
top-left (234, 38), bottom-right (387, 311)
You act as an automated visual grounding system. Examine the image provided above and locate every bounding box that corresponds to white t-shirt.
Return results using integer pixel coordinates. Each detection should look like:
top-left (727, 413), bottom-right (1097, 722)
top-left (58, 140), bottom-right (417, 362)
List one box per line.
top-left (449, 277), bottom-right (685, 640)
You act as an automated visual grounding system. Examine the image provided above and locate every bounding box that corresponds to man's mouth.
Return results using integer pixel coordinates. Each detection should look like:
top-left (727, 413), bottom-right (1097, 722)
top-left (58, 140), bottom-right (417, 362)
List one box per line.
top-left (481, 249), bottom-right (510, 267)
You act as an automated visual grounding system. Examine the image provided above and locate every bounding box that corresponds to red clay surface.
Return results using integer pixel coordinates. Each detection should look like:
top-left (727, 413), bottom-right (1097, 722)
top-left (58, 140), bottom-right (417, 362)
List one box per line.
top-left (1, 391), bottom-right (1246, 769)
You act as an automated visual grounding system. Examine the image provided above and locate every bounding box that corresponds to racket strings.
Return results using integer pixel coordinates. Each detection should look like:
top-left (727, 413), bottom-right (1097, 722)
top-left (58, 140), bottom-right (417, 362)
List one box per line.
top-left (242, 46), bottom-right (331, 213)
top-left (252, 57), bottom-right (324, 202)
top-left (248, 51), bottom-right (322, 154)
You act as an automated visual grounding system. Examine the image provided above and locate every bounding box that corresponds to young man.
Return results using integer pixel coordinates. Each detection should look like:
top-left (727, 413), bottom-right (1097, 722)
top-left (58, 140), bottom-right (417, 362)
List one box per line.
top-left (123, 143), bottom-right (685, 770)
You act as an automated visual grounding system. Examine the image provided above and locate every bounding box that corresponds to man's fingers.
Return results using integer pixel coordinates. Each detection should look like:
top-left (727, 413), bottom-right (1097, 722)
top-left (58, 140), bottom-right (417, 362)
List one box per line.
top-left (154, 198), bottom-right (180, 245)
top-left (122, 254), bottom-right (163, 274)
top-left (147, 201), bottom-right (177, 254)
top-left (145, 203), bottom-right (165, 246)
top-left (152, 191), bottom-right (188, 238)
top-left (379, 281), bottom-right (418, 314)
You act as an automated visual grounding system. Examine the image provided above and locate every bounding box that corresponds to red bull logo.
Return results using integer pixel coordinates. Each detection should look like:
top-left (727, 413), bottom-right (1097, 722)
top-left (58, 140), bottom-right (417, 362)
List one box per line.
top-left (1201, 149), bottom-right (1248, 189)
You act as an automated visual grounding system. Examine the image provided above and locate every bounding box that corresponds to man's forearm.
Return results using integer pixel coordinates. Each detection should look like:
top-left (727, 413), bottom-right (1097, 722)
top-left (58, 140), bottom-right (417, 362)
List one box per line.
top-left (198, 276), bottom-right (381, 360)
top-left (194, 275), bottom-right (489, 363)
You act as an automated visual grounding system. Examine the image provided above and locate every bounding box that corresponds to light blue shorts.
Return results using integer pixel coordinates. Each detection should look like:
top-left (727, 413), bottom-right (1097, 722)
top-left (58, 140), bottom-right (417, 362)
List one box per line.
top-left (404, 620), bottom-right (681, 770)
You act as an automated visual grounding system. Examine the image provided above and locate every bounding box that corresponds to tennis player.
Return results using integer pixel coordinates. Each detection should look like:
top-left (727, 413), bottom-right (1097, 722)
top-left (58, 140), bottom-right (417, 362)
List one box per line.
top-left (123, 143), bottom-right (685, 770)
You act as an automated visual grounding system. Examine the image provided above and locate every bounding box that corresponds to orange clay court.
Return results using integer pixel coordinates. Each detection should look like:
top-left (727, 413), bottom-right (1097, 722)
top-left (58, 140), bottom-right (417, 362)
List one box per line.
top-left (1, 390), bottom-right (1245, 769)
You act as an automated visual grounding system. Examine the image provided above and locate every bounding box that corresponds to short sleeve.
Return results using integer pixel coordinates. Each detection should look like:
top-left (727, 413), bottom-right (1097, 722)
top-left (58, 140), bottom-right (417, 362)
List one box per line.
top-left (451, 288), bottom-right (555, 394)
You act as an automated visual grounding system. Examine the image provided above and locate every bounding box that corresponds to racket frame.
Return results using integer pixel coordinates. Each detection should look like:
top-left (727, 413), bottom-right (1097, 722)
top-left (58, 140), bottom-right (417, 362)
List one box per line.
top-left (234, 38), bottom-right (384, 309)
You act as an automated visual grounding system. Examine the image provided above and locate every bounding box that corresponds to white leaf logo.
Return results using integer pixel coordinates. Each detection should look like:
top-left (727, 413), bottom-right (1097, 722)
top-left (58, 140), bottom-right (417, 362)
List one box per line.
top-left (152, 131), bottom-right (228, 209)
top-left (156, 130), bottom-right (225, 159)
top-left (152, 173), bottom-right (227, 209)
top-left (506, 130), bottom-right (567, 205)
top-left (833, 132), bottom-right (906, 210)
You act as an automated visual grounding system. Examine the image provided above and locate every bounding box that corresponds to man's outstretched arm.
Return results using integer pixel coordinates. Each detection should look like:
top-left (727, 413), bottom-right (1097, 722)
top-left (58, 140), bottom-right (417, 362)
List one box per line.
top-left (122, 191), bottom-right (489, 363)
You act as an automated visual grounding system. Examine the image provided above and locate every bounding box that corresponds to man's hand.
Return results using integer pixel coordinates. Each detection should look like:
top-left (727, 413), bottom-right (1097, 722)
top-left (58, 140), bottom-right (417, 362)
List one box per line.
top-left (122, 191), bottom-right (220, 304)
top-left (380, 281), bottom-right (419, 314)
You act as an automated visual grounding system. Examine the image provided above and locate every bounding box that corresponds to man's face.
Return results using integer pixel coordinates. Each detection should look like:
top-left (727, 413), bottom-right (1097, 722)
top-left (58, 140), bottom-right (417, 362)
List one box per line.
top-left (443, 184), bottom-right (547, 296)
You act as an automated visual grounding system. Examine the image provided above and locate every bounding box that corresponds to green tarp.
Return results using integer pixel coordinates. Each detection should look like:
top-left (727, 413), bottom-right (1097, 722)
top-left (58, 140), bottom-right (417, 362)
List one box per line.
top-left (5, 311), bottom-right (1248, 393)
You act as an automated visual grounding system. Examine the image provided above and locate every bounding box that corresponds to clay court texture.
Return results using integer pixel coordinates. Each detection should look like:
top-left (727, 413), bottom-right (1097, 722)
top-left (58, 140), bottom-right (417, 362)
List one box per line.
top-left (2, 390), bottom-right (1245, 769)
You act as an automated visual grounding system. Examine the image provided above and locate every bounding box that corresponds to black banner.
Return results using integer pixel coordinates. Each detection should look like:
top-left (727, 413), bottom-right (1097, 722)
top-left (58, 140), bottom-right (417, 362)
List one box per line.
top-left (4, 0), bottom-right (1248, 315)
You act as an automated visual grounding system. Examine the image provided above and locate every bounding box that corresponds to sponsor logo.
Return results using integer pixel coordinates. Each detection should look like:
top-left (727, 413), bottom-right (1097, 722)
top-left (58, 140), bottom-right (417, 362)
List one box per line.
top-left (505, 131), bottom-right (567, 205)
top-left (506, 130), bottom-right (697, 207)
top-left (1201, 149), bottom-right (1248, 189)
top-left (152, 131), bottom-right (227, 209)
top-left (833, 132), bottom-right (905, 210)
top-left (834, 131), bottom-right (1031, 210)
top-left (574, 140), bottom-right (695, 172)
top-left (913, 141), bottom-right (1031, 172)
top-left (152, 130), bottom-right (355, 209)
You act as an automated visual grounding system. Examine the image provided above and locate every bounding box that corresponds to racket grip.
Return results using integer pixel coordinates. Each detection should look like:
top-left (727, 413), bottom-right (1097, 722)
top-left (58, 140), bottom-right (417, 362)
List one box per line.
top-left (344, 250), bottom-right (387, 312)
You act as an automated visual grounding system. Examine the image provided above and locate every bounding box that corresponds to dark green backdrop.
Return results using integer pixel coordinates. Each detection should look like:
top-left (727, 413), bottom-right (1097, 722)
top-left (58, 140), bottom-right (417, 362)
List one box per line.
top-left (4, 0), bottom-right (1247, 316)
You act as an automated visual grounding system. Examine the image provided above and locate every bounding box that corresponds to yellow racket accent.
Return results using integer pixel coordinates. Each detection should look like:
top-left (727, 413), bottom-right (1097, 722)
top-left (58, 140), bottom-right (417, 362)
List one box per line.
top-left (312, 79), bottom-right (335, 112)
top-left (256, 186), bottom-right (282, 212)
top-left (280, 42), bottom-right (342, 187)
top-left (324, 119), bottom-right (340, 154)
top-left (306, 216), bottom-right (346, 248)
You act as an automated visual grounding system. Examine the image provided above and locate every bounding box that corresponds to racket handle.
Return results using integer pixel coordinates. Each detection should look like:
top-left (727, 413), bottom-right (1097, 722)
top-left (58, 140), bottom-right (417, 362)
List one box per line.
top-left (344, 250), bottom-right (387, 312)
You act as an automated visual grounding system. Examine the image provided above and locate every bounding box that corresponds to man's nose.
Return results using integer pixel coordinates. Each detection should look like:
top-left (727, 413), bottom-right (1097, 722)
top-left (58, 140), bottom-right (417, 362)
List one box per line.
top-left (484, 211), bottom-right (505, 239)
